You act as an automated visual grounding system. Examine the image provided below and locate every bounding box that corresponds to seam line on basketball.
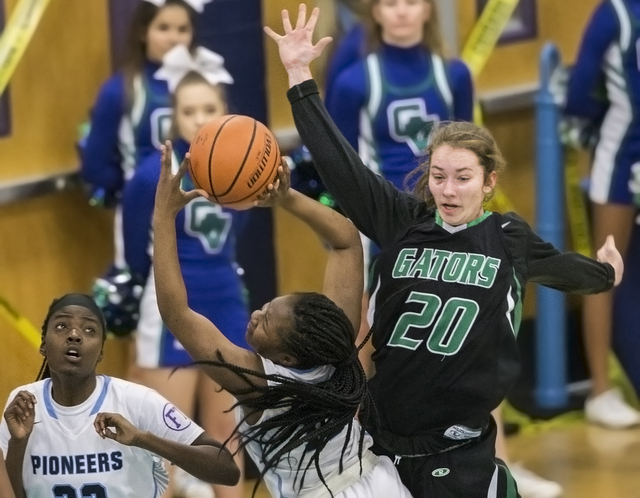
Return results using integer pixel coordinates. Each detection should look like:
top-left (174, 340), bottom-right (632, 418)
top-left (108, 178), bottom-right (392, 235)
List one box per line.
top-left (217, 118), bottom-right (257, 197)
top-left (207, 115), bottom-right (236, 202)
top-left (218, 139), bottom-right (281, 204)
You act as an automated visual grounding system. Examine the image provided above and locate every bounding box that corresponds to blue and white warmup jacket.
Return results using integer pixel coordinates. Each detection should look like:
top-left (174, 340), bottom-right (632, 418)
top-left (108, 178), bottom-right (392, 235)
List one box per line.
top-left (122, 139), bottom-right (250, 368)
top-left (326, 42), bottom-right (473, 191)
top-left (565, 0), bottom-right (640, 205)
top-left (82, 61), bottom-right (172, 199)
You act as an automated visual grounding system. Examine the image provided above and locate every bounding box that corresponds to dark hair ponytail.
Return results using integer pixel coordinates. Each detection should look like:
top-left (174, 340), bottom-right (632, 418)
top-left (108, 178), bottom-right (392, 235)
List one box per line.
top-left (194, 292), bottom-right (375, 497)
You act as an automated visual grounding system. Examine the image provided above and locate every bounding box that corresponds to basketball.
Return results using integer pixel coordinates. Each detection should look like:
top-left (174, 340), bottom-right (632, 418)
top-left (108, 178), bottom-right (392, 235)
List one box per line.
top-left (188, 115), bottom-right (281, 210)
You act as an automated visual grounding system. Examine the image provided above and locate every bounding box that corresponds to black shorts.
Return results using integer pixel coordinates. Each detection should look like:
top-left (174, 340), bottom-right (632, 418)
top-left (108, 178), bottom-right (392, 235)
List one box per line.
top-left (371, 419), bottom-right (520, 497)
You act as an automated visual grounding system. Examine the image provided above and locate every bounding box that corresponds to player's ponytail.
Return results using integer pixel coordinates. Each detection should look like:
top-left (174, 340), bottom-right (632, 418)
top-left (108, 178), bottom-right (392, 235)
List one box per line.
top-left (193, 292), bottom-right (374, 498)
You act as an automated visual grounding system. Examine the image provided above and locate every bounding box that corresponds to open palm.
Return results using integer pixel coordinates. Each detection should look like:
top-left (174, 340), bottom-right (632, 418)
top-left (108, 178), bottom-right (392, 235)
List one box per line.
top-left (264, 4), bottom-right (332, 76)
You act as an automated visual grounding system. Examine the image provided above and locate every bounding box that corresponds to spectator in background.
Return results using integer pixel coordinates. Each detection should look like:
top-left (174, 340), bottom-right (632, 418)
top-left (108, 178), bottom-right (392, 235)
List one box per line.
top-left (565, 0), bottom-right (640, 429)
top-left (121, 45), bottom-right (247, 498)
top-left (82, 0), bottom-right (208, 205)
top-left (327, 0), bottom-right (473, 191)
top-left (316, 0), bottom-right (368, 103)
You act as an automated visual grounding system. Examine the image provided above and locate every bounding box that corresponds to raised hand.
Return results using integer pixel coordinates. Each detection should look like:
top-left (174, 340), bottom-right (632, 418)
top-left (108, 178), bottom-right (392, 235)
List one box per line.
top-left (254, 158), bottom-right (292, 208)
top-left (596, 235), bottom-right (624, 286)
top-left (264, 4), bottom-right (332, 86)
top-left (155, 141), bottom-right (209, 218)
top-left (94, 412), bottom-right (140, 446)
top-left (4, 391), bottom-right (36, 441)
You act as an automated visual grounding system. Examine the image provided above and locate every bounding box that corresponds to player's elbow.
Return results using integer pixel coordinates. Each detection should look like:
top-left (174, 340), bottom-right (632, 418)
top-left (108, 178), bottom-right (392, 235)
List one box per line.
top-left (156, 304), bottom-right (184, 332)
top-left (218, 461), bottom-right (241, 486)
top-left (209, 450), bottom-right (241, 486)
top-left (343, 223), bottom-right (363, 253)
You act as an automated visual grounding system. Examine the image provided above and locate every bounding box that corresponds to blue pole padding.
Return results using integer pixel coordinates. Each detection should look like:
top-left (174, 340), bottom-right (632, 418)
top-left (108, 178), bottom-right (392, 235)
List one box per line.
top-left (534, 43), bottom-right (568, 408)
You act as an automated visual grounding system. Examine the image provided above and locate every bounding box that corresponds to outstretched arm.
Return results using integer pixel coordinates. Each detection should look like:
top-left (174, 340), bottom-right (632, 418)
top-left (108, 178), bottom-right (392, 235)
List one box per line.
top-left (257, 166), bottom-right (363, 334)
top-left (265, 5), bottom-right (426, 248)
top-left (94, 413), bottom-right (239, 486)
top-left (152, 142), bottom-right (264, 394)
top-left (503, 213), bottom-right (619, 292)
top-left (288, 191), bottom-right (363, 333)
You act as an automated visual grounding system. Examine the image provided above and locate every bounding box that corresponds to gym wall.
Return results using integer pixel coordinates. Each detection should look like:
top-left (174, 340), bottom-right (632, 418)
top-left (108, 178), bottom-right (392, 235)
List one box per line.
top-left (0, 0), bottom-right (121, 402)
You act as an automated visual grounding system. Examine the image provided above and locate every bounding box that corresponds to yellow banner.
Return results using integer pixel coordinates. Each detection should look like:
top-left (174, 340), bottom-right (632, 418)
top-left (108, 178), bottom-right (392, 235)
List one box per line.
top-left (487, 188), bottom-right (515, 213)
top-left (564, 147), bottom-right (592, 257)
top-left (0, 0), bottom-right (51, 95)
top-left (461, 0), bottom-right (521, 79)
top-left (0, 295), bottom-right (41, 349)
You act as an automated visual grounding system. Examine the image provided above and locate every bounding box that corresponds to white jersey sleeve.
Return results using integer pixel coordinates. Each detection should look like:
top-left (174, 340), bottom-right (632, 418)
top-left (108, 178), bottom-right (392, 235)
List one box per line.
top-left (118, 380), bottom-right (204, 446)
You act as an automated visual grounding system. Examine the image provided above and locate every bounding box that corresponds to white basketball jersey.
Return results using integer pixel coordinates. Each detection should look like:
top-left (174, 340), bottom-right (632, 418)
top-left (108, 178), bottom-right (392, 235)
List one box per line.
top-left (240, 357), bottom-right (376, 498)
top-left (0, 376), bottom-right (203, 498)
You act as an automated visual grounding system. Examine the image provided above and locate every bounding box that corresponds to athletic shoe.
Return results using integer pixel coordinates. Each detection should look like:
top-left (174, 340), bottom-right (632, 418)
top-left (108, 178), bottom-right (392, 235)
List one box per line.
top-left (173, 467), bottom-right (215, 498)
top-left (510, 463), bottom-right (563, 498)
top-left (585, 388), bottom-right (640, 429)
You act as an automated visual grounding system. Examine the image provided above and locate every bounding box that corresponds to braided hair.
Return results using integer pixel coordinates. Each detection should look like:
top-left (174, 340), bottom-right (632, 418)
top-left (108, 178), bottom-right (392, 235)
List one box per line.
top-left (37, 294), bottom-right (107, 381)
top-left (195, 292), bottom-right (375, 497)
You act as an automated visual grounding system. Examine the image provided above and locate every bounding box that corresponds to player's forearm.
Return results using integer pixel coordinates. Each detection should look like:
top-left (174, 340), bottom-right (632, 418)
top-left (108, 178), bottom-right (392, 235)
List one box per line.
top-left (6, 438), bottom-right (27, 498)
top-left (152, 213), bottom-right (190, 327)
top-left (133, 432), bottom-right (240, 486)
top-left (0, 452), bottom-right (15, 498)
top-left (280, 190), bottom-right (360, 251)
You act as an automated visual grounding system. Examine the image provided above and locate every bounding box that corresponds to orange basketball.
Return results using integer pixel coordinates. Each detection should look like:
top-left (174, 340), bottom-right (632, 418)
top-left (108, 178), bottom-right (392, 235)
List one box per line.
top-left (188, 115), bottom-right (281, 210)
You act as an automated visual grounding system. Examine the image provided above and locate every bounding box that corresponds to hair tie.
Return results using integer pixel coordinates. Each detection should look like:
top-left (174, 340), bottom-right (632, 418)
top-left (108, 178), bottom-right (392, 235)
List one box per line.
top-left (143, 0), bottom-right (212, 14)
top-left (155, 45), bottom-right (234, 93)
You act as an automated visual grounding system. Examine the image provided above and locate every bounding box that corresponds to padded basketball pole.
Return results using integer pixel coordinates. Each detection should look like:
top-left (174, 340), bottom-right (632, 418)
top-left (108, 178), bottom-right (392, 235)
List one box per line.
top-left (534, 43), bottom-right (568, 408)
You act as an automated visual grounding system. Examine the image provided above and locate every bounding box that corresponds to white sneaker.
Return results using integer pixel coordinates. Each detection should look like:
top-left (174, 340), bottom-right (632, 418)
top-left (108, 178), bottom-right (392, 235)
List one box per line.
top-left (510, 463), bottom-right (563, 498)
top-left (173, 467), bottom-right (215, 498)
top-left (585, 388), bottom-right (640, 429)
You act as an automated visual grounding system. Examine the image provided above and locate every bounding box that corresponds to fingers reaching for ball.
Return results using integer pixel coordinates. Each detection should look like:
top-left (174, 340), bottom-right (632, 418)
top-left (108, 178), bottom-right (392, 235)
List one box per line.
top-left (276, 157), bottom-right (291, 192)
top-left (160, 140), bottom-right (173, 171)
top-left (254, 158), bottom-right (292, 208)
top-left (155, 143), bottom-right (208, 218)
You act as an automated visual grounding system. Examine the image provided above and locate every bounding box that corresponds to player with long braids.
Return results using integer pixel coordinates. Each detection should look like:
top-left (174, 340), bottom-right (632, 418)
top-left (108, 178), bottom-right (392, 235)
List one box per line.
top-left (265, 5), bottom-right (625, 497)
top-left (152, 142), bottom-right (411, 497)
